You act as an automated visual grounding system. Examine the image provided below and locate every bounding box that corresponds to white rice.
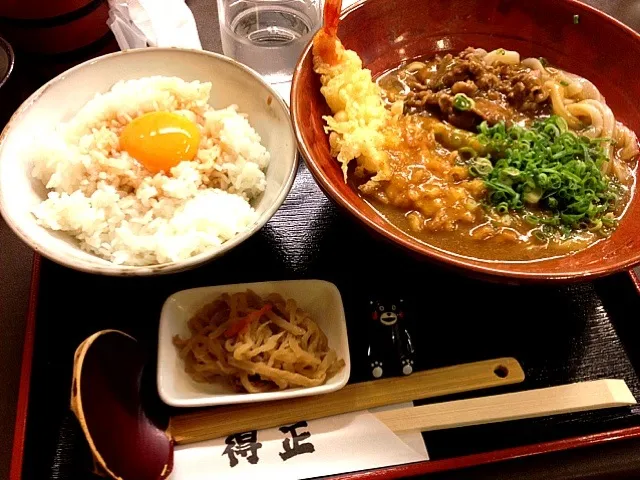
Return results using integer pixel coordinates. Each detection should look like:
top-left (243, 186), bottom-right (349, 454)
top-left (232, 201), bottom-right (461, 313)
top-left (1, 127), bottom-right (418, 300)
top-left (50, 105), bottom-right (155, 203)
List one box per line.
top-left (30, 76), bottom-right (270, 266)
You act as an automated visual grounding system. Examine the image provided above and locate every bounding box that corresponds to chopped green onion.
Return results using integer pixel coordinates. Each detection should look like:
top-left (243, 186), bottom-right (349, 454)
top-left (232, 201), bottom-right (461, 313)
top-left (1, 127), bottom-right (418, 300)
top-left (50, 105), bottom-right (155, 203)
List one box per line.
top-left (588, 219), bottom-right (603, 232)
top-left (560, 80), bottom-right (569, 87)
top-left (532, 229), bottom-right (548, 242)
top-left (469, 157), bottom-right (493, 177)
top-left (458, 146), bottom-right (477, 160)
top-left (573, 14), bottom-right (580, 24)
top-left (496, 202), bottom-right (509, 214)
top-left (523, 187), bottom-right (543, 204)
top-left (453, 93), bottom-right (475, 111)
top-left (524, 214), bottom-right (539, 225)
top-left (539, 57), bottom-right (548, 67)
top-left (501, 167), bottom-right (520, 178)
top-left (497, 48), bottom-right (506, 55)
top-left (602, 213), bottom-right (617, 227)
top-left (473, 115), bottom-right (619, 232)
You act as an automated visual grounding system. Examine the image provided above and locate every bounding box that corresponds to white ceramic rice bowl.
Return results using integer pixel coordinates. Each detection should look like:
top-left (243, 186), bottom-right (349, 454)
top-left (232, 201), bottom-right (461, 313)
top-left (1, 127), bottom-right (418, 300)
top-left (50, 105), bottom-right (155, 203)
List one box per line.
top-left (0, 48), bottom-right (297, 276)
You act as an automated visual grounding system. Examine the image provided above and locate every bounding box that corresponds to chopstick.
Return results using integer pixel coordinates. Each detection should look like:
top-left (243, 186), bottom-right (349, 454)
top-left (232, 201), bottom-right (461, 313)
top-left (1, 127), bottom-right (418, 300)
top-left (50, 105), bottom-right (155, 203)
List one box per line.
top-left (374, 379), bottom-right (637, 434)
top-left (170, 357), bottom-right (525, 444)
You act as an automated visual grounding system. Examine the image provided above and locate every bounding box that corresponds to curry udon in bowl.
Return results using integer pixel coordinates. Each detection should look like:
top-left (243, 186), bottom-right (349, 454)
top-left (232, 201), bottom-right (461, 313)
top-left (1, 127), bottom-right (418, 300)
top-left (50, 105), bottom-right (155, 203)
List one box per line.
top-left (292, 0), bottom-right (640, 281)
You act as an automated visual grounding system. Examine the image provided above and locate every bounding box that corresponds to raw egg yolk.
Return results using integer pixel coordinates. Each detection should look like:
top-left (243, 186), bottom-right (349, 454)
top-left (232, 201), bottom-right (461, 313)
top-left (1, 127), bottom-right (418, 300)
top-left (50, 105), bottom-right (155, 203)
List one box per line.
top-left (120, 111), bottom-right (201, 174)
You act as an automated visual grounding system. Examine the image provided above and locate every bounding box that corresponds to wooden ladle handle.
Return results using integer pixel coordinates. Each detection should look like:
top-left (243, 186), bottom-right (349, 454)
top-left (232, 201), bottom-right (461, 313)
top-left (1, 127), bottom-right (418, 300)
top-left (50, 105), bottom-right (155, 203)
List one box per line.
top-left (170, 357), bottom-right (525, 444)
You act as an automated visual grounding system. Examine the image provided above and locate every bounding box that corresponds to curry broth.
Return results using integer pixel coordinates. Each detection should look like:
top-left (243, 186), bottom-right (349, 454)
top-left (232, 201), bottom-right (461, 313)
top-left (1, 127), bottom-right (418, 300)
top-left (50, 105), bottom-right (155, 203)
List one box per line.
top-left (349, 58), bottom-right (634, 262)
top-left (367, 199), bottom-right (603, 261)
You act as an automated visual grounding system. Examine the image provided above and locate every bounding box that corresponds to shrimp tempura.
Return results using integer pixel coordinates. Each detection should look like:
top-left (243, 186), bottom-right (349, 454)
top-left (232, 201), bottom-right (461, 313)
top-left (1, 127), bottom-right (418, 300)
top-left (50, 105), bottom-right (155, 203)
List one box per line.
top-left (312, 0), bottom-right (396, 184)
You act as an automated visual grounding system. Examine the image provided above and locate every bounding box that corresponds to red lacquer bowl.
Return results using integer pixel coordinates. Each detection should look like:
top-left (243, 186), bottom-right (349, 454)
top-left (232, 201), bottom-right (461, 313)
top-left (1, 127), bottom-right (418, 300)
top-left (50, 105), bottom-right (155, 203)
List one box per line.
top-left (291, 0), bottom-right (640, 283)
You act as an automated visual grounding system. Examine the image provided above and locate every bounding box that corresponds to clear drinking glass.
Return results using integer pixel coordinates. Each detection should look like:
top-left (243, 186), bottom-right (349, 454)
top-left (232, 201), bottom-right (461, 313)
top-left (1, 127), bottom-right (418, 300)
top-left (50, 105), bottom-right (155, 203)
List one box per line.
top-left (217, 0), bottom-right (322, 85)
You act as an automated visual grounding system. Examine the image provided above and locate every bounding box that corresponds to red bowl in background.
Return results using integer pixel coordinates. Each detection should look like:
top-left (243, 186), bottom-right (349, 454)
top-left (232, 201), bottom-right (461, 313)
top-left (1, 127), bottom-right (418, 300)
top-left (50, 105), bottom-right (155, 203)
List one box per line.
top-left (0, 0), bottom-right (110, 55)
top-left (0, 0), bottom-right (96, 19)
top-left (291, 0), bottom-right (640, 283)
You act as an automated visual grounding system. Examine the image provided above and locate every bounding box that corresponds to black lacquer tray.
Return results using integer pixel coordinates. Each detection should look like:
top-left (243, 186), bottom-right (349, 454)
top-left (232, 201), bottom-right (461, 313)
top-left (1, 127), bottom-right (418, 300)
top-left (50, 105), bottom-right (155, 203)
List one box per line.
top-left (11, 162), bottom-right (640, 479)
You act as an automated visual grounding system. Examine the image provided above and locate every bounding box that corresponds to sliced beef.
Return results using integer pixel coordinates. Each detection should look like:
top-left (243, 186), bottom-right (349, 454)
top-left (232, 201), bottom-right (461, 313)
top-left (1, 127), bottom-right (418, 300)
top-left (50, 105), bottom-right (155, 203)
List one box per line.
top-left (406, 90), bottom-right (515, 130)
top-left (403, 48), bottom-right (551, 129)
top-left (451, 81), bottom-right (478, 96)
top-left (471, 98), bottom-right (514, 125)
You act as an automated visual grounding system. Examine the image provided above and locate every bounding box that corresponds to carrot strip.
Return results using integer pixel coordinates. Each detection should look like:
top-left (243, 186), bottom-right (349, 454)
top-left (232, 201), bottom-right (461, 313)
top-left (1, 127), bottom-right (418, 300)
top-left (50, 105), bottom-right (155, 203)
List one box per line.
top-left (224, 304), bottom-right (272, 338)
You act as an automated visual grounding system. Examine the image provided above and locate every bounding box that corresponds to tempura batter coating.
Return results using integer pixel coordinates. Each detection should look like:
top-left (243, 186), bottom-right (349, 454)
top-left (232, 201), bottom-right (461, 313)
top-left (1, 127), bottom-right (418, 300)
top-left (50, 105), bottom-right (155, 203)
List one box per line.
top-left (312, 17), bottom-right (395, 184)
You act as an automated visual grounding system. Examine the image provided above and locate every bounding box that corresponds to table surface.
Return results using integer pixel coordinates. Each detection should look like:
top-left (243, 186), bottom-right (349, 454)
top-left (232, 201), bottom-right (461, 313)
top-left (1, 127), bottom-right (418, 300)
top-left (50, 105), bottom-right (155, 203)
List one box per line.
top-left (3, 1), bottom-right (640, 480)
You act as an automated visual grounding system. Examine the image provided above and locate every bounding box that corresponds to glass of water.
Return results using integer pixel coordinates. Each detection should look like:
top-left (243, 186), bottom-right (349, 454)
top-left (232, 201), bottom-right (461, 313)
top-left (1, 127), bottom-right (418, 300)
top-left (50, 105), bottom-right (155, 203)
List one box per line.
top-left (217, 0), bottom-right (322, 85)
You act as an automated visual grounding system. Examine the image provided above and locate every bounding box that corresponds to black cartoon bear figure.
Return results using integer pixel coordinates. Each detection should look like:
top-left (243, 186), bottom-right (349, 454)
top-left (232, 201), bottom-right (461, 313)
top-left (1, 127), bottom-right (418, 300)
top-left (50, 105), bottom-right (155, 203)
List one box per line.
top-left (367, 298), bottom-right (415, 379)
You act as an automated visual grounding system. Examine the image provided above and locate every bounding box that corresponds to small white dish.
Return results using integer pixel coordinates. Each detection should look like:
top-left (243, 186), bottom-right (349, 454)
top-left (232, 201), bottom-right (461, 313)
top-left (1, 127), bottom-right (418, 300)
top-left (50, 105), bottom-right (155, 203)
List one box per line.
top-left (157, 279), bottom-right (351, 407)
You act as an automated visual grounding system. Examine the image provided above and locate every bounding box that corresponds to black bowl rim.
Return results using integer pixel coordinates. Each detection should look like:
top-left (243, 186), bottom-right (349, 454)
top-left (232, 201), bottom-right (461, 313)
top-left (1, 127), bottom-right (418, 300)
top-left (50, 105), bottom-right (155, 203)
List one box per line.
top-left (0, 35), bottom-right (14, 90)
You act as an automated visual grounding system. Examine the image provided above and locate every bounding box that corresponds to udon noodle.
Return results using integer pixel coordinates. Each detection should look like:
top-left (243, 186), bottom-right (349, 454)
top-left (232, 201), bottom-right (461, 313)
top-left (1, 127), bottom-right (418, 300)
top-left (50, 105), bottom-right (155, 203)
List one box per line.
top-left (481, 48), bottom-right (639, 180)
top-left (173, 290), bottom-right (345, 393)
